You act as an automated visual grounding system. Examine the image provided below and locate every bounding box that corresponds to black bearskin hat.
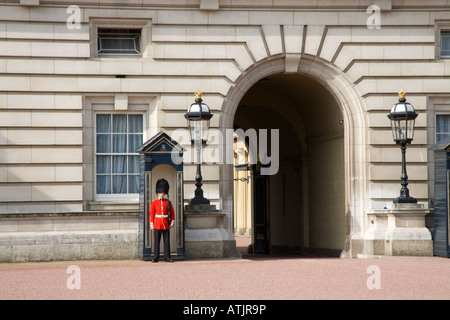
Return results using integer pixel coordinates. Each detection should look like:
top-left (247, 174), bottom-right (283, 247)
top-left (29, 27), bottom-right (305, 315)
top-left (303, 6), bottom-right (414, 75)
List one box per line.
top-left (155, 178), bottom-right (169, 194)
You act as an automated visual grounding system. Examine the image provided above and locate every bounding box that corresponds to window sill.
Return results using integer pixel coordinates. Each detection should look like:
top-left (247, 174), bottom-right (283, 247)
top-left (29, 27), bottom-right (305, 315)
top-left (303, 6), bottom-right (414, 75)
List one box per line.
top-left (89, 201), bottom-right (139, 212)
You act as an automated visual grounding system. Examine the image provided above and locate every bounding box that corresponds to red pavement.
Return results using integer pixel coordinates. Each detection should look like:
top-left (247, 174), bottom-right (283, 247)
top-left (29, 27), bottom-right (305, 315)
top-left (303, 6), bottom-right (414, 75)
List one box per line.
top-left (0, 237), bottom-right (449, 300)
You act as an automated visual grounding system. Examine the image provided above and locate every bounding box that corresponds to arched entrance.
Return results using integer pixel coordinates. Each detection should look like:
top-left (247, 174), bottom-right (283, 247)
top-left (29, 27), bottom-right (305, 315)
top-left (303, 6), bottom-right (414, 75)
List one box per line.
top-left (220, 56), bottom-right (367, 258)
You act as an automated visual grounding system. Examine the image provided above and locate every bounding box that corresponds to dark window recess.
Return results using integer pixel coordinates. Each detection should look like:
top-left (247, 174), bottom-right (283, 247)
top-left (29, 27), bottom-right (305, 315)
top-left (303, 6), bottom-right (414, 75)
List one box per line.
top-left (97, 28), bottom-right (141, 56)
top-left (441, 31), bottom-right (450, 58)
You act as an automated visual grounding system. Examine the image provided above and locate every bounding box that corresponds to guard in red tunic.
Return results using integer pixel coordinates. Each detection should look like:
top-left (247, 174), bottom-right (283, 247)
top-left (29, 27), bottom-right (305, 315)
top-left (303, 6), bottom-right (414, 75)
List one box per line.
top-left (149, 178), bottom-right (175, 262)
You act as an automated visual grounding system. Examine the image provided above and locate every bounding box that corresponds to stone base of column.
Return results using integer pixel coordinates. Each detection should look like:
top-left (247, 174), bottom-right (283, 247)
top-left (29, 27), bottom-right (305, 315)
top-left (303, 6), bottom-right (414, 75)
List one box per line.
top-left (184, 204), bottom-right (237, 259)
top-left (362, 203), bottom-right (433, 257)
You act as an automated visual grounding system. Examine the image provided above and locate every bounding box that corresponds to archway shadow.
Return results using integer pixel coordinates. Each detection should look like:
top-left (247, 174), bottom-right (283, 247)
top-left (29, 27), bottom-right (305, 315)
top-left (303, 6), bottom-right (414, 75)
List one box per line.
top-left (236, 236), bottom-right (341, 261)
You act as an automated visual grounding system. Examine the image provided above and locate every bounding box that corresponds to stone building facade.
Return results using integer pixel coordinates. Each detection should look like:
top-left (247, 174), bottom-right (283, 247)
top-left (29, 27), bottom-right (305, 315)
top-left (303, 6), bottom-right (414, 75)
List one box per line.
top-left (0, 0), bottom-right (449, 261)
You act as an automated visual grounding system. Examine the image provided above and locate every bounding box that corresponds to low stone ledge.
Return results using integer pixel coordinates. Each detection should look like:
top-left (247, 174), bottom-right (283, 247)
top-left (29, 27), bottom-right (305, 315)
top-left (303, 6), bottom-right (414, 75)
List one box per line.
top-left (0, 230), bottom-right (138, 262)
top-left (0, 211), bottom-right (139, 219)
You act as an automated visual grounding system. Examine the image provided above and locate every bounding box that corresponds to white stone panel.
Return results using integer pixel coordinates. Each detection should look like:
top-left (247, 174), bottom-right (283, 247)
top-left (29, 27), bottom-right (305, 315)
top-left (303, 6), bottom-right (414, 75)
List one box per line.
top-left (423, 78), bottom-right (450, 93)
top-left (0, 167), bottom-right (7, 182)
top-left (157, 10), bottom-right (208, 25)
top-left (333, 45), bottom-right (361, 70)
top-left (0, 58), bottom-right (5, 73)
top-left (0, 129), bottom-right (6, 145)
top-left (218, 61), bottom-right (241, 82)
top-left (0, 76), bottom-right (31, 91)
top-left (364, 95), bottom-right (427, 111)
top-left (320, 28), bottom-right (351, 62)
top-left (143, 61), bottom-right (187, 76)
top-left (369, 164), bottom-right (428, 181)
top-left (7, 129), bottom-right (55, 145)
top-left (0, 41), bottom-right (31, 57)
top-left (203, 44), bottom-right (227, 59)
top-left (368, 129), bottom-right (427, 145)
top-left (54, 95), bottom-right (82, 110)
top-left (8, 166), bottom-right (55, 183)
top-left (0, 185), bottom-right (32, 202)
top-left (55, 130), bottom-right (82, 145)
top-left (31, 112), bottom-right (82, 127)
top-left (31, 184), bottom-right (82, 201)
top-left (31, 147), bottom-right (82, 164)
top-left (283, 25), bottom-right (303, 54)
top-left (55, 166), bottom-right (83, 182)
top-left (225, 44), bottom-right (254, 70)
top-left (6, 59), bottom-right (54, 74)
top-left (161, 112), bottom-right (186, 128)
top-left (0, 23), bottom-right (5, 38)
top-left (367, 112), bottom-right (426, 128)
top-left (100, 61), bottom-right (143, 75)
top-left (0, 6), bottom-right (30, 22)
top-left (31, 42), bottom-right (81, 58)
top-left (152, 26), bottom-right (187, 42)
top-left (30, 7), bottom-right (74, 22)
top-left (30, 76), bottom-right (77, 92)
top-left (53, 24), bottom-right (89, 41)
top-left (121, 78), bottom-right (165, 93)
top-left (0, 111), bottom-right (32, 127)
top-left (249, 11), bottom-right (293, 25)
top-left (186, 61), bottom-right (219, 77)
top-left (262, 25), bottom-right (283, 56)
top-left (295, 12), bottom-right (339, 25)
top-left (0, 148), bottom-right (31, 164)
top-left (6, 22), bottom-right (53, 39)
top-left (183, 164), bottom-right (220, 181)
top-left (368, 182), bottom-right (428, 200)
top-left (187, 26), bottom-right (236, 43)
top-left (400, 62), bottom-right (445, 76)
top-left (76, 77), bottom-right (121, 92)
top-left (236, 26), bottom-right (268, 62)
top-left (208, 10), bottom-right (249, 25)
top-left (370, 147), bottom-right (428, 163)
top-left (54, 60), bottom-right (100, 75)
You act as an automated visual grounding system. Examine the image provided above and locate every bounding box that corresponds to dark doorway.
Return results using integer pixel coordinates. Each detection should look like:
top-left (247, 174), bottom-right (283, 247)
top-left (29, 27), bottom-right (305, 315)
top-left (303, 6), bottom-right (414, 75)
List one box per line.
top-left (233, 73), bottom-right (345, 257)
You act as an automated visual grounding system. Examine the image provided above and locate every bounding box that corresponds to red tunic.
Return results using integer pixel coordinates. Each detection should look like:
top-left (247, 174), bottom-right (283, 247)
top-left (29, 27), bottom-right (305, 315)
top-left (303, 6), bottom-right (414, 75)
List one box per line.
top-left (149, 198), bottom-right (175, 230)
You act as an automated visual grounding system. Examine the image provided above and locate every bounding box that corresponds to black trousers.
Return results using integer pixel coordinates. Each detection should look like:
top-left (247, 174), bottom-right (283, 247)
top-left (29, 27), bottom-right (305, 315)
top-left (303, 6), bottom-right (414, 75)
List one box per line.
top-left (153, 229), bottom-right (170, 259)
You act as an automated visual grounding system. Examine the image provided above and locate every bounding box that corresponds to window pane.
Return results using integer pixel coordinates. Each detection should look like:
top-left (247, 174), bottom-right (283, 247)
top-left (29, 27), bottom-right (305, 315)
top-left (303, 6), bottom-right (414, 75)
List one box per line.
top-left (113, 155), bottom-right (127, 174)
top-left (113, 115), bottom-right (127, 133)
top-left (436, 115), bottom-right (450, 142)
top-left (129, 175), bottom-right (140, 193)
top-left (113, 175), bottom-right (127, 193)
top-left (96, 135), bottom-right (111, 153)
top-left (128, 114), bottom-right (143, 133)
top-left (97, 155), bottom-right (111, 174)
top-left (97, 175), bottom-right (111, 194)
top-left (128, 134), bottom-right (143, 153)
top-left (113, 134), bottom-right (127, 153)
top-left (128, 155), bottom-right (140, 173)
top-left (97, 114), bottom-right (111, 133)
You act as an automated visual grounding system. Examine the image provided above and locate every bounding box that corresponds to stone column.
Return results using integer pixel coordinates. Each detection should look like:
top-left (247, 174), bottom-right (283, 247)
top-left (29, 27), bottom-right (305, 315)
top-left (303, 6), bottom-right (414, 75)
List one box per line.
top-left (184, 204), bottom-right (238, 259)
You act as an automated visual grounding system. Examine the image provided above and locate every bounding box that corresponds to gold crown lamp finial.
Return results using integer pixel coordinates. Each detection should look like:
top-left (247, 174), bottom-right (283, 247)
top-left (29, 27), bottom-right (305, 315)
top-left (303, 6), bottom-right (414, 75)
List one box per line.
top-left (195, 90), bottom-right (202, 99)
top-left (398, 89), bottom-right (406, 99)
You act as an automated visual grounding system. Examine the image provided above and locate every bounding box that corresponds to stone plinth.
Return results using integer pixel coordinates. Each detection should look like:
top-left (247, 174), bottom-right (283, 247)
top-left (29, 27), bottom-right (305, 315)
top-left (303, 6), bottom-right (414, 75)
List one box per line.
top-left (184, 204), bottom-right (236, 259)
top-left (362, 203), bottom-right (433, 257)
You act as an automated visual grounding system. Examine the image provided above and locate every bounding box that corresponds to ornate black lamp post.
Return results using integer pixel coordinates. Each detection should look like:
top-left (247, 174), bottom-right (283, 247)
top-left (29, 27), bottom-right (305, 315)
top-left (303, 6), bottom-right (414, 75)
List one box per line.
top-left (387, 89), bottom-right (418, 204)
top-left (184, 91), bottom-right (213, 205)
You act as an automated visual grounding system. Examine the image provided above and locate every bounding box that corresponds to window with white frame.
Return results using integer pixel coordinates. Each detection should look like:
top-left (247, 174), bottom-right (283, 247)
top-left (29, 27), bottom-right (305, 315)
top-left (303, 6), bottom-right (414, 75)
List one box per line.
top-left (436, 114), bottom-right (450, 143)
top-left (441, 31), bottom-right (450, 58)
top-left (96, 114), bottom-right (143, 196)
top-left (97, 28), bottom-right (142, 57)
